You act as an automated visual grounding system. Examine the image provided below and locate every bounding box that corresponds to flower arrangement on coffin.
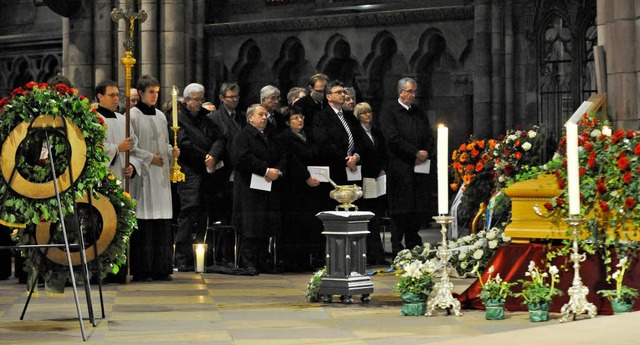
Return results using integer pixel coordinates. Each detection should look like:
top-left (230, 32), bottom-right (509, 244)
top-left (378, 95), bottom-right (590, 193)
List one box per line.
top-left (531, 113), bottom-right (640, 253)
top-left (514, 260), bottom-right (562, 322)
top-left (597, 256), bottom-right (639, 313)
top-left (306, 267), bottom-right (327, 302)
top-left (393, 251), bottom-right (437, 315)
top-left (1, 82), bottom-right (135, 293)
top-left (473, 264), bottom-right (516, 320)
top-left (492, 125), bottom-right (546, 189)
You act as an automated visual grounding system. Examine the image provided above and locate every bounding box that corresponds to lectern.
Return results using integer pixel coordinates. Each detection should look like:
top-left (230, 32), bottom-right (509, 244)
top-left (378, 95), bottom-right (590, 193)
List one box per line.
top-left (317, 211), bottom-right (374, 303)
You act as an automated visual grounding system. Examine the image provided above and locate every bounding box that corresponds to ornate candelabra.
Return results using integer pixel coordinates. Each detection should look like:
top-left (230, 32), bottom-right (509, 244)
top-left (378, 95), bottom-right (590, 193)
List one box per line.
top-left (170, 85), bottom-right (185, 183)
top-left (559, 217), bottom-right (597, 322)
top-left (425, 215), bottom-right (462, 316)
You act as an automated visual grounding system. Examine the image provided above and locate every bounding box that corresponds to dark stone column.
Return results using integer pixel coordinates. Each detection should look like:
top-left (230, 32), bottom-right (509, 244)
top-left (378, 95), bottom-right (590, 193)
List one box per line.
top-left (62, 1), bottom-right (93, 95)
top-left (473, 0), bottom-right (492, 138)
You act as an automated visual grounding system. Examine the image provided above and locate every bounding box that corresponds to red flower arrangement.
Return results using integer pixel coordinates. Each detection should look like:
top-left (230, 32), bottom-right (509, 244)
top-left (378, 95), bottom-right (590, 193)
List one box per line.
top-left (542, 112), bottom-right (639, 245)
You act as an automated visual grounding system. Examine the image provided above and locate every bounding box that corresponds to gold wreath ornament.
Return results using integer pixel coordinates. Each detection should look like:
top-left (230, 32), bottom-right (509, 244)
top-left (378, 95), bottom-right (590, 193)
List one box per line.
top-left (0, 115), bottom-right (86, 199)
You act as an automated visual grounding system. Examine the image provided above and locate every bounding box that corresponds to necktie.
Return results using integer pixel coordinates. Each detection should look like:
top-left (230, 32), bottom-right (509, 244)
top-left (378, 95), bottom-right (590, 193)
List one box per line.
top-left (337, 110), bottom-right (354, 155)
top-left (268, 113), bottom-right (276, 125)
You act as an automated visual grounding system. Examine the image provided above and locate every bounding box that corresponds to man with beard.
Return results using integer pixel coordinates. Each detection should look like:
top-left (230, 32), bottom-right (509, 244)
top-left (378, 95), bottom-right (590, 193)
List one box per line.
top-left (293, 73), bottom-right (329, 136)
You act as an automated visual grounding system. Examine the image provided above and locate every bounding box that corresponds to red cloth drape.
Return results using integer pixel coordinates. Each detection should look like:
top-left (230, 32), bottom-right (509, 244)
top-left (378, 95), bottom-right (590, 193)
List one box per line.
top-left (457, 243), bottom-right (640, 315)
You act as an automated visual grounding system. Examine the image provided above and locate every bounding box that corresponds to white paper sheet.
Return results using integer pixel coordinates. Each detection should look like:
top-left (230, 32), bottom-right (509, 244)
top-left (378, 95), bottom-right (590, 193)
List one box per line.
top-left (307, 166), bottom-right (331, 182)
top-left (250, 173), bottom-right (272, 191)
top-left (362, 178), bottom-right (377, 199)
top-left (346, 165), bottom-right (362, 181)
top-left (414, 159), bottom-right (431, 174)
top-left (377, 174), bottom-right (387, 196)
top-left (362, 175), bottom-right (387, 199)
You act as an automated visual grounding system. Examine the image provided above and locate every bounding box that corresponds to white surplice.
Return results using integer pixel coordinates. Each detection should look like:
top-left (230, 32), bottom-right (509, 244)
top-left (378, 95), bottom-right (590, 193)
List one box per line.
top-left (100, 112), bottom-right (143, 183)
top-left (129, 107), bottom-right (174, 220)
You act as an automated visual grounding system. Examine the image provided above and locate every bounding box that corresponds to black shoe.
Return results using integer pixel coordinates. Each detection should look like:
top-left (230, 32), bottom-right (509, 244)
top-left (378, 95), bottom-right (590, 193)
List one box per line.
top-left (176, 265), bottom-right (194, 272)
top-left (153, 274), bottom-right (173, 281)
top-left (132, 276), bottom-right (153, 282)
top-left (245, 267), bottom-right (259, 276)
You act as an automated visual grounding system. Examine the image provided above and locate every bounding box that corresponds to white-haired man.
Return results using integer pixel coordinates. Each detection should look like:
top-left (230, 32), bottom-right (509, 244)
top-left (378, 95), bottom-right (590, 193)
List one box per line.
top-left (174, 82), bottom-right (222, 271)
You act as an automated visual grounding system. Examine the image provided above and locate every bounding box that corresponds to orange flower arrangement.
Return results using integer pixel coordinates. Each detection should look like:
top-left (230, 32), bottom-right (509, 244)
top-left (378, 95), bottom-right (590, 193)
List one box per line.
top-left (450, 137), bottom-right (492, 191)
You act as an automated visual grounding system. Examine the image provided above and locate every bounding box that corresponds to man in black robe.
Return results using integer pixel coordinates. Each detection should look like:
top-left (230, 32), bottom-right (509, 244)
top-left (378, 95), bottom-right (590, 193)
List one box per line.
top-left (232, 104), bottom-right (287, 276)
top-left (381, 77), bottom-right (434, 254)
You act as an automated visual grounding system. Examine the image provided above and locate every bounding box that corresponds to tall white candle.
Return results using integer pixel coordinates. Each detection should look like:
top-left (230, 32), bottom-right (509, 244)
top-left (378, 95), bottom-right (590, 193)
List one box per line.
top-left (566, 123), bottom-right (580, 215)
top-left (171, 86), bottom-right (178, 128)
top-left (195, 244), bottom-right (205, 273)
top-left (437, 124), bottom-right (449, 215)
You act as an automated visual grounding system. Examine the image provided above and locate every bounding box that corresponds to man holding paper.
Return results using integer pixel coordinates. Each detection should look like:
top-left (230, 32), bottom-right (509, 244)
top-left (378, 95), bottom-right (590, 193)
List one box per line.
top-left (381, 77), bottom-right (434, 254)
top-left (232, 104), bottom-right (287, 275)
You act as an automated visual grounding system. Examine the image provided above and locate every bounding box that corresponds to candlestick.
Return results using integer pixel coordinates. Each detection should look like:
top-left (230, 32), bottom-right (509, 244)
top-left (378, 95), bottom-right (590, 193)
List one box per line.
top-left (602, 125), bottom-right (612, 137)
top-left (565, 122), bottom-right (580, 215)
top-left (194, 243), bottom-right (206, 273)
top-left (560, 217), bottom-right (597, 322)
top-left (171, 86), bottom-right (178, 127)
top-left (425, 215), bottom-right (462, 316)
top-left (437, 124), bottom-right (449, 215)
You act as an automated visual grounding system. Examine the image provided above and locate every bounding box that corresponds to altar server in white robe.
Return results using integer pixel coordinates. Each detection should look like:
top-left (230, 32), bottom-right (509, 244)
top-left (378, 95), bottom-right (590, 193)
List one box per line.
top-left (128, 75), bottom-right (180, 282)
top-left (95, 80), bottom-right (142, 182)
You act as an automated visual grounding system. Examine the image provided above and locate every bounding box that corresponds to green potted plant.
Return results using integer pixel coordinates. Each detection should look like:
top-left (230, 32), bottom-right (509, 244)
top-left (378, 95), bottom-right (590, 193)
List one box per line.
top-left (598, 256), bottom-right (638, 313)
top-left (514, 260), bottom-right (563, 322)
top-left (306, 267), bottom-right (327, 302)
top-left (394, 250), bottom-right (436, 316)
top-left (473, 264), bottom-right (515, 320)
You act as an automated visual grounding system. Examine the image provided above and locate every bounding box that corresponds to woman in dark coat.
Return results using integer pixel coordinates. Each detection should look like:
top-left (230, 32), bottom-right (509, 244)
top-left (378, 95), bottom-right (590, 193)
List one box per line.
top-left (381, 78), bottom-right (434, 254)
top-left (277, 105), bottom-right (321, 271)
top-left (232, 104), bottom-right (288, 275)
top-left (354, 102), bottom-right (388, 265)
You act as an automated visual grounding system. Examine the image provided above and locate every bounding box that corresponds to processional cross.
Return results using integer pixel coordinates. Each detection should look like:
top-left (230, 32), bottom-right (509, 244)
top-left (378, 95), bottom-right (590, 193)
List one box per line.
top-left (110, 7), bottom-right (147, 192)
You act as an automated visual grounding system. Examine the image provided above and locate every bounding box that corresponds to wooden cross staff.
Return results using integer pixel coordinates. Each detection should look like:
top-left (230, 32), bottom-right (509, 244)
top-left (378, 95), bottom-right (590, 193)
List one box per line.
top-left (110, 7), bottom-right (147, 193)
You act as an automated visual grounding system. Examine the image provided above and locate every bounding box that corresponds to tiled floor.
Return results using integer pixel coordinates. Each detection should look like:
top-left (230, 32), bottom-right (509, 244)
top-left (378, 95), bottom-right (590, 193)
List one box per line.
top-left (1, 268), bottom-right (638, 345)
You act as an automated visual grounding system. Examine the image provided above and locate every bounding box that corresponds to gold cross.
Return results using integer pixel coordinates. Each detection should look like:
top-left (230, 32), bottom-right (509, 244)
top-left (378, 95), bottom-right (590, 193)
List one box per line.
top-left (111, 7), bottom-right (148, 51)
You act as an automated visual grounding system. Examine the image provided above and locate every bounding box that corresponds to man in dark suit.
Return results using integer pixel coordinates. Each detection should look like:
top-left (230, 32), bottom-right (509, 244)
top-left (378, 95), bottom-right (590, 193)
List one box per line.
top-left (174, 83), bottom-right (222, 271)
top-left (208, 83), bottom-right (245, 223)
top-left (312, 80), bottom-right (362, 208)
top-left (260, 85), bottom-right (286, 136)
top-left (293, 73), bottom-right (329, 136)
top-left (381, 77), bottom-right (434, 254)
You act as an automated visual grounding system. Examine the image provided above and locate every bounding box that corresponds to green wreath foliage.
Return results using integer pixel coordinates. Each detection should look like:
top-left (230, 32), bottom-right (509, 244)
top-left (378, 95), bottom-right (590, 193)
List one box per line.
top-left (0, 82), bottom-right (136, 292)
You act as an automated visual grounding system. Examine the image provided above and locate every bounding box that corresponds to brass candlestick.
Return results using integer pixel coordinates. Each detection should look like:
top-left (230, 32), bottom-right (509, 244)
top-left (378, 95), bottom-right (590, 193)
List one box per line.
top-left (559, 217), bottom-right (597, 322)
top-left (171, 126), bottom-right (185, 183)
top-left (425, 215), bottom-right (462, 316)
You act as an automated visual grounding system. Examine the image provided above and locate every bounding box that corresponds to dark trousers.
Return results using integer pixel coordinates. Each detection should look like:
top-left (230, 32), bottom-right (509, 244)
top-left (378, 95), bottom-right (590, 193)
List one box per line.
top-left (0, 225), bottom-right (12, 280)
top-left (390, 212), bottom-right (425, 253)
top-left (130, 219), bottom-right (174, 278)
top-left (174, 206), bottom-right (207, 267)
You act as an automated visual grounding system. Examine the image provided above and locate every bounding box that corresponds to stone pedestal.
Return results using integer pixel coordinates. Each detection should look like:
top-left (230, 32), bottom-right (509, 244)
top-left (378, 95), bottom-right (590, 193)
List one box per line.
top-left (316, 211), bottom-right (374, 304)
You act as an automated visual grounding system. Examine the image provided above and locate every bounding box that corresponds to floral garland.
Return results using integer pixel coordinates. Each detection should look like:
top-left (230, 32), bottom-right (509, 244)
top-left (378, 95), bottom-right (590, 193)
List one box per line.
top-left (393, 227), bottom-right (511, 277)
top-left (1, 82), bottom-right (136, 293)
